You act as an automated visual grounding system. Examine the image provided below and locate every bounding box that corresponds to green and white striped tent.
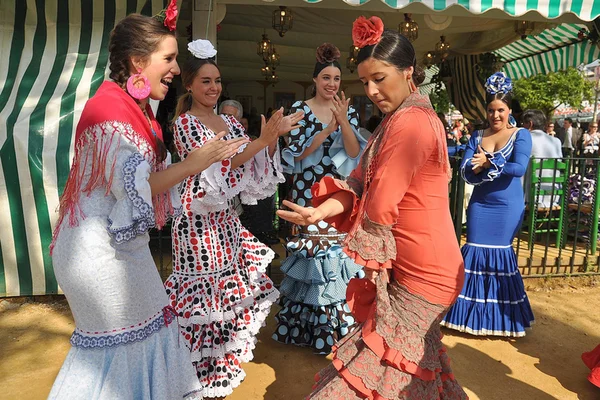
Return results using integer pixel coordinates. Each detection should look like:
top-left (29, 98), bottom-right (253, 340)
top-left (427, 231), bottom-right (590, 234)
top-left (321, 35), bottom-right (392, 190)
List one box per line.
top-left (0, 0), bottom-right (167, 297)
top-left (1, 0), bottom-right (600, 297)
top-left (495, 23), bottom-right (600, 80)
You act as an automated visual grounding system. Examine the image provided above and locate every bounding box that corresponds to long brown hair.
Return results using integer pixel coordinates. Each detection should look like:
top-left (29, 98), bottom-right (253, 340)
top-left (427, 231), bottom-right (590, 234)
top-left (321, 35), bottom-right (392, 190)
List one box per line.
top-left (173, 57), bottom-right (220, 122)
top-left (108, 13), bottom-right (174, 162)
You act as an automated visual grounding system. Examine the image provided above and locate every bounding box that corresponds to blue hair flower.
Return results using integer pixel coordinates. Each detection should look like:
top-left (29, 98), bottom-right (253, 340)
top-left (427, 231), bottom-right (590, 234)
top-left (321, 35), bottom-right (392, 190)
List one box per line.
top-left (485, 72), bottom-right (513, 95)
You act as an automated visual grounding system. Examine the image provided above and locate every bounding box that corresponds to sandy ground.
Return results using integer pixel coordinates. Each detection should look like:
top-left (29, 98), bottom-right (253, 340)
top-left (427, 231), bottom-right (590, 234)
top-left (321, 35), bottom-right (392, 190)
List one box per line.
top-left (1, 277), bottom-right (600, 400)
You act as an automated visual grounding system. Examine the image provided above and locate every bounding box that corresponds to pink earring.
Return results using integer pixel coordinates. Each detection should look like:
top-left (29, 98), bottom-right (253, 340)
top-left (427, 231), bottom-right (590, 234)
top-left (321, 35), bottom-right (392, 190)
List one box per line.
top-left (126, 69), bottom-right (151, 100)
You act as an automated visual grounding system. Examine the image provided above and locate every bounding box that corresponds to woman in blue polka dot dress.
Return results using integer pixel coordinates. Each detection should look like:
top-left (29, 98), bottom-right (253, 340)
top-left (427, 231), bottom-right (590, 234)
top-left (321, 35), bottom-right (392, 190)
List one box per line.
top-left (272, 43), bottom-right (367, 354)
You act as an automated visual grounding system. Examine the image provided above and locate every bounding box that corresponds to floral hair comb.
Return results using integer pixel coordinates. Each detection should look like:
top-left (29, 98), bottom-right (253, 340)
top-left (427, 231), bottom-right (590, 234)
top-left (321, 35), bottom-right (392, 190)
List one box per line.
top-left (154, 0), bottom-right (178, 32)
top-left (485, 72), bottom-right (512, 95)
top-left (352, 16), bottom-right (384, 48)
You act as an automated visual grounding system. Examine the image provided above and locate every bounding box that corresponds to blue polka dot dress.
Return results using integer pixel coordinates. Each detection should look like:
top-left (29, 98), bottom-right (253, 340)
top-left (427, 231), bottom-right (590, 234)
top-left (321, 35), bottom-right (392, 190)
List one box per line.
top-left (273, 101), bottom-right (367, 354)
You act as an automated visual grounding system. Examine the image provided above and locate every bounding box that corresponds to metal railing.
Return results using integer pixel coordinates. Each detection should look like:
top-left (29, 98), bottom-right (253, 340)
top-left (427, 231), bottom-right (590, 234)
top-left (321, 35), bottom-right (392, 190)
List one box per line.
top-left (450, 155), bottom-right (600, 277)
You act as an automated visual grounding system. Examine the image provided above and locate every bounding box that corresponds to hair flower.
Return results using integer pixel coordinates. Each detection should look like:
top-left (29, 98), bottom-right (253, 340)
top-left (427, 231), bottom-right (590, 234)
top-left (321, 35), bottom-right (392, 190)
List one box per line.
top-left (352, 16), bottom-right (384, 48)
top-left (154, 0), bottom-right (178, 32)
top-left (316, 43), bottom-right (341, 64)
top-left (485, 72), bottom-right (513, 95)
top-left (188, 39), bottom-right (217, 59)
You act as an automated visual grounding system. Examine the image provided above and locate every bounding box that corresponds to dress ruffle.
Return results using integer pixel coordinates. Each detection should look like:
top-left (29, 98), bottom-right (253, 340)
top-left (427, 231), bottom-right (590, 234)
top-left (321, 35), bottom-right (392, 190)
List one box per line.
top-left (48, 318), bottom-right (202, 400)
top-left (582, 344), bottom-right (600, 388)
top-left (440, 243), bottom-right (534, 337)
top-left (308, 278), bottom-right (467, 400)
top-left (328, 125), bottom-right (367, 178)
top-left (272, 298), bottom-right (358, 355)
top-left (165, 228), bottom-right (278, 398)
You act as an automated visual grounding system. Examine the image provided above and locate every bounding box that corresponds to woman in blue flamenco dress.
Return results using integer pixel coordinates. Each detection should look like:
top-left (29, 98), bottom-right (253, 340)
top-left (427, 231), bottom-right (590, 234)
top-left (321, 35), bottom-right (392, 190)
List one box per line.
top-left (272, 43), bottom-right (367, 354)
top-left (441, 72), bottom-right (535, 337)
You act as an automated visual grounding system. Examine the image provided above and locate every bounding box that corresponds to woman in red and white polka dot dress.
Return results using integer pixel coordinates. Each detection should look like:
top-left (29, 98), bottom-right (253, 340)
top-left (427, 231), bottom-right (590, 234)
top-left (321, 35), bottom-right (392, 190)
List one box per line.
top-left (164, 40), bottom-right (303, 399)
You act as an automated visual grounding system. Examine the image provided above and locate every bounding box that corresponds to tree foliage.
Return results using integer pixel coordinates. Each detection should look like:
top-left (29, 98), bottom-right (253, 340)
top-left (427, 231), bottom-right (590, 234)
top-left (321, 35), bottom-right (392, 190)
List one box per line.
top-left (513, 67), bottom-right (595, 117)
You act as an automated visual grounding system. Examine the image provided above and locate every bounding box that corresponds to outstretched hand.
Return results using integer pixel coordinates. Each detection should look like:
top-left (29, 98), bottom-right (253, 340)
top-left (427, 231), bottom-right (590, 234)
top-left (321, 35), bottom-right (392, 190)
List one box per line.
top-left (258, 108), bottom-right (284, 144)
top-left (276, 200), bottom-right (325, 226)
top-left (331, 91), bottom-right (350, 125)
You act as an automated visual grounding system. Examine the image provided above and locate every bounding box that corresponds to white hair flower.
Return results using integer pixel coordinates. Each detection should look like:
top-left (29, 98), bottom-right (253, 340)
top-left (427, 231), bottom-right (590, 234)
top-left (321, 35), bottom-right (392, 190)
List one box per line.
top-left (188, 39), bottom-right (217, 59)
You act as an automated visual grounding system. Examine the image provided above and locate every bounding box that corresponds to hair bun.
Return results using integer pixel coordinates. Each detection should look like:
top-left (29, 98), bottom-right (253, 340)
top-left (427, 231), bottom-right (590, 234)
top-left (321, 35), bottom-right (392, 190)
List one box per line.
top-left (413, 65), bottom-right (426, 86)
top-left (316, 43), bottom-right (341, 64)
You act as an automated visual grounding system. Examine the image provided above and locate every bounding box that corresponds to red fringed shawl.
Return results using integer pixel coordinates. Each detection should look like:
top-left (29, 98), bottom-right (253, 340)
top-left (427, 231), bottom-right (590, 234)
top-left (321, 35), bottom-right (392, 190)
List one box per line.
top-left (52, 81), bottom-right (174, 250)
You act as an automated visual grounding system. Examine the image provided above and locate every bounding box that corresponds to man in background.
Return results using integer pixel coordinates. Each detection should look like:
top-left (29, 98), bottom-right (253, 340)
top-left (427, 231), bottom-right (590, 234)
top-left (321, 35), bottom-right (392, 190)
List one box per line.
top-left (522, 109), bottom-right (563, 208)
top-left (218, 100), bottom-right (243, 121)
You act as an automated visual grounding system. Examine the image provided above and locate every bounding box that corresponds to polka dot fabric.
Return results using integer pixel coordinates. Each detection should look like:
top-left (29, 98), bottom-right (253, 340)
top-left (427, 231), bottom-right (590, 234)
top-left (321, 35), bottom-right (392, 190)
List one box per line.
top-left (274, 101), bottom-right (364, 354)
top-left (166, 113), bottom-right (281, 398)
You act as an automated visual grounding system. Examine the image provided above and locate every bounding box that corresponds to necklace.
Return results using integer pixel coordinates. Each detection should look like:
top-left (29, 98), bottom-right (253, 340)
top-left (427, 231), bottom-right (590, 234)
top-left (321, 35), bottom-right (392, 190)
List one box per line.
top-left (141, 107), bottom-right (157, 138)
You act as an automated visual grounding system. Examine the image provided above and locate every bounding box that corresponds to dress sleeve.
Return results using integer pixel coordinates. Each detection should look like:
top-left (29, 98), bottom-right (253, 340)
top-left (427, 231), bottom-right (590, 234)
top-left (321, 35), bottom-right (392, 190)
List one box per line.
top-left (281, 101), bottom-right (323, 174)
top-left (104, 130), bottom-right (156, 244)
top-left (328, 105), bottom-right (368, 178)
top-left (501, 129), bottom-right (532, 177)
top-left (347, 108), bottom-right (438, 271)
top-left (311, 164), bottom-right (364, 233)
top-left (174, 115), bottom-right (283, 215)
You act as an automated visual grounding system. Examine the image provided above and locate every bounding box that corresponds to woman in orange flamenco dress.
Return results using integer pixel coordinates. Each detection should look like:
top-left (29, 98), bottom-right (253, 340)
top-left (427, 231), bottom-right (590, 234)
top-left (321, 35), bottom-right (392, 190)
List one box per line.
top-left (278, 16), bottom-right (467, 399)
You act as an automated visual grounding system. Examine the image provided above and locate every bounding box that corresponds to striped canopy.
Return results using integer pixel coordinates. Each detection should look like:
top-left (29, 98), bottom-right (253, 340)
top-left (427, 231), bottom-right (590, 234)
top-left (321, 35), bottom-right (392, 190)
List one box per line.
top-left (496, 23), bottom-right (600, 80)
top-left (0, 0), bottom-right (167, 297)
top-left (302, 0), bottom-right (600, 22)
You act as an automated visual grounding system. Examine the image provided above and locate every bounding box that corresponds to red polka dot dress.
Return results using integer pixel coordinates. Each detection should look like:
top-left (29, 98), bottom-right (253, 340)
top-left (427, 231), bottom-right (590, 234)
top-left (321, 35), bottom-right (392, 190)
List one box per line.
top-left (165, 113), bottom-right (281, 398)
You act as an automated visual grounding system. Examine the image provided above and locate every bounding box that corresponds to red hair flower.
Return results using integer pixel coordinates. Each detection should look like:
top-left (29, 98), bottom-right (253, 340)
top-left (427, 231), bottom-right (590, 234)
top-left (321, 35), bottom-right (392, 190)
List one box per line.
top-left (164, 0), bottom-right (178, 31)
top-left (352, 16), bottom-right (384, 48)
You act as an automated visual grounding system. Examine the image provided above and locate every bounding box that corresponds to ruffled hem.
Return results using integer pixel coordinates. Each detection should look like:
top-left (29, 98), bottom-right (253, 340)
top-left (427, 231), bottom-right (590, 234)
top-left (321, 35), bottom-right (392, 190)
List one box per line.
top-left (441, 243), bottom-right (535, 337)
top-left (308, 279), bottom-right (467, 400)
top-left (165, 229), bottom-right (276, 325)
top-left (279, 254), bottom-right (364, 306)
top-left (48, 322), bottom-right (202, 400)
top-left (272, 298), bottom-right (359, 355)
top-left (194, 348), bottom-right (250, 398)
top-left (582, 344), bottom-right (600, 388)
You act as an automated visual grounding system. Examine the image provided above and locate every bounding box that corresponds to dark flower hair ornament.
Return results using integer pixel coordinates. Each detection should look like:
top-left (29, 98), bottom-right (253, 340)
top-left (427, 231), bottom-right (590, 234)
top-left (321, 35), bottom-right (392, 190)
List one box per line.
top-left (316, 43), bottom-right (341, 64)
top-left (154, 0), bottom-right (178, 32)
top-left (485, 72), bottom-right (512, 95)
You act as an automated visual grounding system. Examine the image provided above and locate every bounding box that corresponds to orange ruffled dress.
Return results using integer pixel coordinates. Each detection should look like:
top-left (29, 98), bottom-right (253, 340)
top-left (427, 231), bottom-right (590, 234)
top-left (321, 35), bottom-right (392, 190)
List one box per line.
top-left (308, 93), bottom-right (467, 400)
top-left (582, 344), bottom-right (600, 388)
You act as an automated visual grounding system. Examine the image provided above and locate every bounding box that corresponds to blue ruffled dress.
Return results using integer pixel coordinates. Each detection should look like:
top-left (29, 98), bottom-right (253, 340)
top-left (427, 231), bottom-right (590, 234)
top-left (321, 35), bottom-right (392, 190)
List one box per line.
top-left (272, 101), bottom-right (367, 354)
top-left (441, 128), bottom-right (535, 337)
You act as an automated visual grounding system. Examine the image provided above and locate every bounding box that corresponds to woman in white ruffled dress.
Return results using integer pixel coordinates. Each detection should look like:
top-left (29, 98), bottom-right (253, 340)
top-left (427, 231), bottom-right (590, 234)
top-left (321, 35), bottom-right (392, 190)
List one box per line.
top-left (164, 40), bottom-right (303, 399)
top-left (48, 13), bottom-right (245, 400)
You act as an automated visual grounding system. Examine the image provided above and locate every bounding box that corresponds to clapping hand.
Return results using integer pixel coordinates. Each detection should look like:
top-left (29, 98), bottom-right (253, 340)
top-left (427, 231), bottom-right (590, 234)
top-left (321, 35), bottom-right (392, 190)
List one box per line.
top-left (276, 200), bottom-right (325, 226)
top-left (185, 131), bottom-right (249, 175)
top-left (258, 109), bottom-right (284, 144)
top-left (279, 110), bottom-right (304, 136)
top-left (331, 91), bottom-right (350, 126)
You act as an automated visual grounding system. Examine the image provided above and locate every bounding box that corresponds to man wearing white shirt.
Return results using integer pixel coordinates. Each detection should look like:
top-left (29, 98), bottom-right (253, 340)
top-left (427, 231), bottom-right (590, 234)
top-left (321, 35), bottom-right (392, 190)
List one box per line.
top-left (562, 117), bottom-right (574, 157)
top-left (522, 110), bottom-right (563, 208)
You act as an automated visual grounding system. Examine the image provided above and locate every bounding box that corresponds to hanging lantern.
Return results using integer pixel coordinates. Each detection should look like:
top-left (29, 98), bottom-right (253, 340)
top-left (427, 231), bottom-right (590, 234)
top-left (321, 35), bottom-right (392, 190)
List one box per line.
top-left (423, 51), bottom-right (435, 68)
top-left (272, 6), bottom-right (293, 37)
top-left (435, 36), bottom-right (450, 61)
top-left (515, 21), bottom-right (535, 40)
top-left (267, 71), bottom-right (279, 85)
top-left (261, 64), bottom-right (273, 77)
top-left (257, 33), bottom-right (274, 62)
top-left (346, 45), bottom-right (359, 73)
top-left (268, 48), bottom-right (281, 68)
top-left (399, 13), bottom-right (418, 42)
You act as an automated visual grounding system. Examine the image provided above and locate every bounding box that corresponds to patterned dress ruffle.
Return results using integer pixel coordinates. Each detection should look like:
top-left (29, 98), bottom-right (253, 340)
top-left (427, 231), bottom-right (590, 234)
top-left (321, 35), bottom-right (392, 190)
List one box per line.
top-left (166, 113), bottom-right (282, 398)
top-left (308, 275), bottom-right (468, 400)
top-left (273, 101), bottom-right (367, 354)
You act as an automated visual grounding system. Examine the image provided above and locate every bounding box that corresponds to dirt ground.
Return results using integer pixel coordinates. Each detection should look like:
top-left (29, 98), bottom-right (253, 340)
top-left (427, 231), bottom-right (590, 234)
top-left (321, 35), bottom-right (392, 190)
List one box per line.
top-left (1, 276), bottom-right (599, 400)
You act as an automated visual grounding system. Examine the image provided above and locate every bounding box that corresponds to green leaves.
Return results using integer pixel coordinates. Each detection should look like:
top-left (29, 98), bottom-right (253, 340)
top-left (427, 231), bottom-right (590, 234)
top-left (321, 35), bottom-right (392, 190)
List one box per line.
top-left (513, 67), bottom-right (595, 117)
